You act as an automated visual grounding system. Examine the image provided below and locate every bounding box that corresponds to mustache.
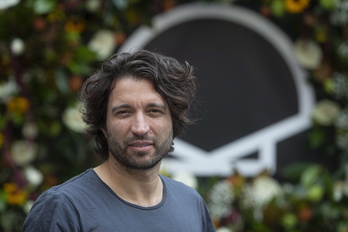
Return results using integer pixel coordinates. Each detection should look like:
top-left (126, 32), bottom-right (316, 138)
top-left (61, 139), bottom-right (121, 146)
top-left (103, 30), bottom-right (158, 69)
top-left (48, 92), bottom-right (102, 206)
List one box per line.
top-left (124, 135), bottom-right (157, 144)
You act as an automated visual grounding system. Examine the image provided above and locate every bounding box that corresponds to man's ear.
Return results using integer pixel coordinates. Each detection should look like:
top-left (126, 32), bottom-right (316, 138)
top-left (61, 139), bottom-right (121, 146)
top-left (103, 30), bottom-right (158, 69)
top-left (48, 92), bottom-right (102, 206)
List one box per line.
top-left (100, 127), bottom-right (107, 138)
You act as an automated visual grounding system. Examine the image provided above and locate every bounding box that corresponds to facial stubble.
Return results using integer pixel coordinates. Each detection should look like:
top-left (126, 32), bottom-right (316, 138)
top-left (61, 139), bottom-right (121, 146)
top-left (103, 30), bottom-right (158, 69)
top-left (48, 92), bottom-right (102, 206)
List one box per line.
top-left (106, 130), bottom-right (173, 170)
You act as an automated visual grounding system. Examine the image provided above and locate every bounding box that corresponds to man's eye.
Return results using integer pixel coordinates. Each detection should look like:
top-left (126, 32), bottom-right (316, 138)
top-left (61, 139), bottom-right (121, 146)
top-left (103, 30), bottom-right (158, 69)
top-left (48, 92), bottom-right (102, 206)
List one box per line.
top-left (148, 109), bottom-right (163, 116)
top-left (116, 110), bottom-right (131, 116)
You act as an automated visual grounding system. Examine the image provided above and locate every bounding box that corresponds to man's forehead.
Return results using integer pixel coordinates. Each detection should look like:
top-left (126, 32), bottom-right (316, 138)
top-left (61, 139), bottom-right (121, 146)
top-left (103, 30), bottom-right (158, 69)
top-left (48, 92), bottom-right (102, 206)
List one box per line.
top-left (109, 77), bottom-right (169, 106)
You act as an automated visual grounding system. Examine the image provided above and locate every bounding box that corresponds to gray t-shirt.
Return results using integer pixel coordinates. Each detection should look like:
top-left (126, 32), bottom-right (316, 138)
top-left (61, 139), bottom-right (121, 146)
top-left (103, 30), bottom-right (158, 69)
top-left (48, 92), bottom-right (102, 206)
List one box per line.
top-left (23, 169), bottom-right (216, 232)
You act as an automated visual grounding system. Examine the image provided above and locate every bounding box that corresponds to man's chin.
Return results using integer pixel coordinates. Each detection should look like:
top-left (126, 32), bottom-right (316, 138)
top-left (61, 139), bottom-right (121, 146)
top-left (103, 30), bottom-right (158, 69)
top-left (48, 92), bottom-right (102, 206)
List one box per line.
top-left (127, 156), bottom-right (163, 170)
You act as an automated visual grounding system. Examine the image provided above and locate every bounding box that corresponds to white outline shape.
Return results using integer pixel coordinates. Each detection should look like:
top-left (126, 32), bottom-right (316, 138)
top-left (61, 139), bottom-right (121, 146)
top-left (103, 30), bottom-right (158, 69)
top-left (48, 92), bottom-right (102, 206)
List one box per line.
top-left (119, 3), bottom-right (315, 176)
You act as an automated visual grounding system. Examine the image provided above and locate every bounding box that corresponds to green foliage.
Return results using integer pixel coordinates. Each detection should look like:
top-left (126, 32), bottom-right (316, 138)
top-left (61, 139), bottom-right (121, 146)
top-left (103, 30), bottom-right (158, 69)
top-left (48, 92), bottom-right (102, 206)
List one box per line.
top-left (1, 0), bottom-right (348, 231)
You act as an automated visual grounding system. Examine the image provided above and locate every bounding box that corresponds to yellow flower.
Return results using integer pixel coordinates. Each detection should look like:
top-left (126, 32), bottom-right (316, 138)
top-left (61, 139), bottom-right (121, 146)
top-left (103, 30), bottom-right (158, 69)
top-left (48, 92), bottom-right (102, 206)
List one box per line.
top-left (126, 8), bottom-right (139, 25)
top-left (285, 0), bottom-right (310, 13)
top-left (3, 183), bottom-right (27, 206)
top-left (314, 26), bottom-right (328, 43)
top-left (7, 191), bottom-right (27, 205)
top-left (6, 97), bottom-right (30, 114)
top-left (47, 9), bottom-right (66, 22)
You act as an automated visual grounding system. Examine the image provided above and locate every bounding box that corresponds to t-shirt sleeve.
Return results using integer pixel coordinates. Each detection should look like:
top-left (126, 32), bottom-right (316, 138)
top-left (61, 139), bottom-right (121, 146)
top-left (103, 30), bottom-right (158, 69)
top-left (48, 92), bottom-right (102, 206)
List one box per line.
top-left (200, 197), bottom-right (216, 232)
top-left (23, 189), bottom-right (80, 232)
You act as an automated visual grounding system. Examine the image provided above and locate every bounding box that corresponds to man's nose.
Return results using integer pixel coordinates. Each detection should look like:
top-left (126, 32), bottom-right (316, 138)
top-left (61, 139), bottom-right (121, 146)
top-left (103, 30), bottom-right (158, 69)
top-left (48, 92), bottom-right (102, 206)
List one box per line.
top-left (131, 112), bottom-right (150, 136)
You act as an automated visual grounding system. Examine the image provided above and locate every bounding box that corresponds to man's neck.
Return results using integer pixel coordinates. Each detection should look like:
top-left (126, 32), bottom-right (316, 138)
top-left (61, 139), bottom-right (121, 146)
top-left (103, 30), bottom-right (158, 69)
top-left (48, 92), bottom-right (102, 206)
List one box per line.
top-left (94, 158), bottom-right (163, 207)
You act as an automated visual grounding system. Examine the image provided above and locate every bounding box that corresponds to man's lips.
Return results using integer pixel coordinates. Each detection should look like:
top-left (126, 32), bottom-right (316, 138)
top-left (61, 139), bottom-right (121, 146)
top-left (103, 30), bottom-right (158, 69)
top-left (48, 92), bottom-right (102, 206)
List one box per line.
top-left (128, 141), bottom-right (154, 151)
top-left (129, 141), bottom-right (153, 147)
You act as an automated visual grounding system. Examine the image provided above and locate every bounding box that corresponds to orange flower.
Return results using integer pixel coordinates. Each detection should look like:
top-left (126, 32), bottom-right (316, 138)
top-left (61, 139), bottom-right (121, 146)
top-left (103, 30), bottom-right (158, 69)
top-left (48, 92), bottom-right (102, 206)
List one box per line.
top-left (65, 20), bottom-right (86, 34)
top-left (3, 183), bottom-right (27, 206)
top-left (6, 97), bottom-right (30, 114)
top-left (115, 32), bottom-right (126, 45)
top-left (33, 17), bottom-right (46, 31)
top-left (0, 133), bottom-right (3, 147)
top-left (7, 191), bottom-right (27, 205)
top-left (69, 75), bottom-right (83, 92)
top-left (4, 183), bottom-right (17, 193)
top-left (285, 0), bottom-right (310, 13)
top-left (163, 0), bottom-right (176, 11)
top-left (298, 207), bottom-right (312, 221)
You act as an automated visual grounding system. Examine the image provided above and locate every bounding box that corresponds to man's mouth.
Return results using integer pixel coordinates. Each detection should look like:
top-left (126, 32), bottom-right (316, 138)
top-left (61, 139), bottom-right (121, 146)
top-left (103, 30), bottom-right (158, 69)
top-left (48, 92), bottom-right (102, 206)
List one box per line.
top-left (129, 141), bottom-right (153, 146)
top-left (128, 141), bottom-right (154, 151)
top-left (130, 143), bottom-right (152, 147)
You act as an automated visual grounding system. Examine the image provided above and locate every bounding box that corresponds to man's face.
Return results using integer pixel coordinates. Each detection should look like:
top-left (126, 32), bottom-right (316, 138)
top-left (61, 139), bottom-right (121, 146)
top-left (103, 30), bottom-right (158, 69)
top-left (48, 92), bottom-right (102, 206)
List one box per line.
top-left (103, 77), bottom-right (173, 170)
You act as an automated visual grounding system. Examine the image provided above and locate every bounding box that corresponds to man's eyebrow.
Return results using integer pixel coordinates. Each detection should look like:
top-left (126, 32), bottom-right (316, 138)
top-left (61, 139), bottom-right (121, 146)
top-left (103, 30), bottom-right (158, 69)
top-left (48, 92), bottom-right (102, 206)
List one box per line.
top-left (111, 104), bottom-right (132, 114)
top-left (111, 103), bottom-right (168, 113)
top-left (147, 103), bottom-right (168, 111)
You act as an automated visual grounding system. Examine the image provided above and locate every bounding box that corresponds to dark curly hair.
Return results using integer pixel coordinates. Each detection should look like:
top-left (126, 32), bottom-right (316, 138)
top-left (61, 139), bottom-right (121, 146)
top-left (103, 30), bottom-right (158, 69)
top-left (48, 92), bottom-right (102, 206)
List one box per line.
top-left (78, 50), bottom-right (198, 160)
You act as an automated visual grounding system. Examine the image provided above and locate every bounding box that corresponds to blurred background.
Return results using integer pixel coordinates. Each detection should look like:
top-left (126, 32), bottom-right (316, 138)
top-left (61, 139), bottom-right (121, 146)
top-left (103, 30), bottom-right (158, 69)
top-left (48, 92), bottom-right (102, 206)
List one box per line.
top-left (1, 0), bottom-right (348, 231)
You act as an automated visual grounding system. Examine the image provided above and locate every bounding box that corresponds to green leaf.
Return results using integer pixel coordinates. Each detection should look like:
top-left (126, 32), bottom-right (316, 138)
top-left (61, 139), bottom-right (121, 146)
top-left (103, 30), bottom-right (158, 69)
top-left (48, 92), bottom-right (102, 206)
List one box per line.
top-left (0, 190), bottom-right (7, 212)
top-left (320, 0), bottom-right (338, 10)
top-left (307, 184), bottom-right (324, 202)
top-left (49, 120), bottom-right (62, 137)
top-left (74, 46), bottom-right (97, 63)
top-left (308, 128), bottom-right (325, 148)
top-left (67, 61), bottom-right (93, 76)
top-left (270, 0), bottom-right (285, 17)
top-left (300, 165), bottom-right (321, 187)
top-left (281, 162), bottom-right (312, 181)
top-left (54, 69), bottom-right (69, 94)
top-left (280, 213), bottom-right (298, 230)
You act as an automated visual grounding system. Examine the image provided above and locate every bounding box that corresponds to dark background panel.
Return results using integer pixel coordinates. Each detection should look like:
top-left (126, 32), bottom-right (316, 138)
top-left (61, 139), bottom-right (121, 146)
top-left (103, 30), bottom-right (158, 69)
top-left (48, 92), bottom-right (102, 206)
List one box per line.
top-left (144, 18), bottom-right (298, 152)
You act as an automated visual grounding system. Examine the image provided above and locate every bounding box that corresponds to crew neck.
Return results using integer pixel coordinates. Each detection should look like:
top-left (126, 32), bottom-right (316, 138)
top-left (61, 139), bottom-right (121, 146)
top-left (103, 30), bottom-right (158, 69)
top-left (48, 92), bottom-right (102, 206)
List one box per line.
top-left (90, 168), bottom-right (167, 210)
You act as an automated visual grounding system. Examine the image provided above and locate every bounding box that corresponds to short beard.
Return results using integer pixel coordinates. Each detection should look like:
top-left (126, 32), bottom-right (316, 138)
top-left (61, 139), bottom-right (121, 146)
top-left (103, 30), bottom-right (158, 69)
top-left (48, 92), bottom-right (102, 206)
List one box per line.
top-left (106, 131), bottom-right (173, 170)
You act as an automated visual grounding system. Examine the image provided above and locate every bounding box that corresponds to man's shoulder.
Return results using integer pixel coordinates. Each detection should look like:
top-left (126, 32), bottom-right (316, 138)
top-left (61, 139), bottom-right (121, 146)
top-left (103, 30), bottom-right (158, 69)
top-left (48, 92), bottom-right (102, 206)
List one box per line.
top-left (23, 171), bottom-right (91, 232)
top-left (27, 169), bottom-right (102, 217)
top-left (160, 174), bottom-right (200, 198)
top-left (43, 169), bottom-right (98, 198)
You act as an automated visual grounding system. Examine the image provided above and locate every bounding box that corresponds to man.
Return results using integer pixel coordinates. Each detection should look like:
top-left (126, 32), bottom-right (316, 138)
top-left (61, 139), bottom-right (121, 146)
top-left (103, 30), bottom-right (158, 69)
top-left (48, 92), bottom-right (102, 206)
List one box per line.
top-left (23, 50), bottom-right (216, 231)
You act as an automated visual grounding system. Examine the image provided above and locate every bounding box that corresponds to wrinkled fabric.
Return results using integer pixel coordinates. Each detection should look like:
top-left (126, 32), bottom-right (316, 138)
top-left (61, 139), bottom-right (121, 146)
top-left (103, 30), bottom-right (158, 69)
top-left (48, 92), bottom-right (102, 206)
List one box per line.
top-left (23, 169), bottom-right (216, 232)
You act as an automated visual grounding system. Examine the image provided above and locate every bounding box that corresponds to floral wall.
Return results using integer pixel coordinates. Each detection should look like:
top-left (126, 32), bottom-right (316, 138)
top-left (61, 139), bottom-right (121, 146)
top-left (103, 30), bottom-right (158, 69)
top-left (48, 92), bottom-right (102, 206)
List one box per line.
top-left (0, 0), bottom-right (348, 231)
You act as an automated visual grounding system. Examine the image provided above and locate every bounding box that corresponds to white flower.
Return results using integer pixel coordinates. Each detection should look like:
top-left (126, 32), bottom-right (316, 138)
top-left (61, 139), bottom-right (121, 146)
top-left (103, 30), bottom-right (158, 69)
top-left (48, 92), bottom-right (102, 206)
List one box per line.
top-left (330, 0), bottom-right (348, 25)
top-left (0, 78), bottom-right (19, 103)
top-left (23, 200), bottom-right (35, 214)
top-left (216, 227), bottom-right (232, 232)
top-left (331, 10), bottom-right (348, 26)
top-left (62, 102), bottom-right (87, 133)
top-left (11, 38), bottom-right (25, 55)
top-left (333, 72), bottom-right (348, 100)
top-left (294, 39), bottom-right (323, 69)
top-left (23, 166), bottom-right (44, 188)
top-left (250, 175), bottom-right (281, 207)
top-left (333, 181), bottom-right (348, 202)
top-left (335, 107), bottom-right (348, 130)
top-left (0, 0), bottom-right (20, 9)
top-left (172, 171), bottom-right (198, 189)
top-left (11, 140), bottom-right (38, 166)
top-left (338, 42), bottom-right (348, 59)
top-left (242, 184), bottom-right (264, 221)
top-left (22, 122), bottom-right (39, 139)
top-left (88, 29), bottom-right (116, 61)
top-left (336, 132), bottom-right (348, 152)
top-left (312, 99), bottom-right (340, 126)
top-left (208, 180), bottom-right (234, 220)
top-left (241, 176), bottom-right (281, 221)
top-left (85, 0), bottom-right (100, 12)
